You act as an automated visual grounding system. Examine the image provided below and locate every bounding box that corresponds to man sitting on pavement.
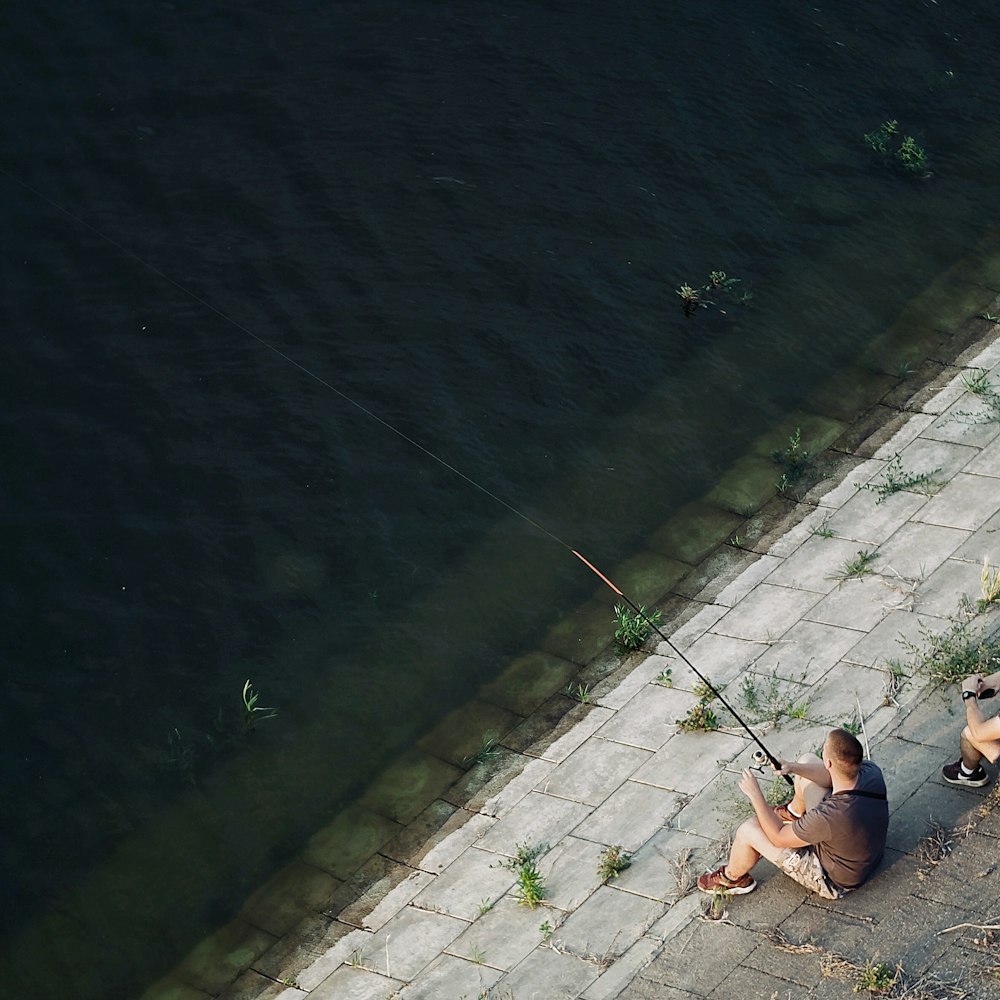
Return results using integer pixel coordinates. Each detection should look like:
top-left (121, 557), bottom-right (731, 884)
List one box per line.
top-left (941, 670), bottom-right (1000, 787)
top-left (697, 728), bottom-right (888, 898)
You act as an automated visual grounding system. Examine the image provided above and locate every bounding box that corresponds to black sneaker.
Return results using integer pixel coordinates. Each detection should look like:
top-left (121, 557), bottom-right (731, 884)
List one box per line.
top-left (942, 760), bottom-right (990, 787)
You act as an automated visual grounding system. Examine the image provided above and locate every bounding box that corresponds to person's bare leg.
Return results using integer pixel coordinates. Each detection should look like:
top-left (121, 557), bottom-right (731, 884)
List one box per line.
top-left (724, 815), bottom-right (793, 878)
top-left (787, 754), bottom-right (827, 817)
top-left (961, 725), bottom-right (1000, 767)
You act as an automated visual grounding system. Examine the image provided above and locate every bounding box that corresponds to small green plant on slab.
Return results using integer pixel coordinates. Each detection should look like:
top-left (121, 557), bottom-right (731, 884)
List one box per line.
top-left (859, 452), bottom-right (940, 504)
top-left (242, 679), bottom-right (277, 731)
top-left (811, 518), bottom-right (836, 539)
top-left (566, 682), bottom-right (591, 704)
top-left (654, 667), bottom-right (673, 687)
top-left (677, 698), bottom-right (719, 732)
top-left (702, 888), bottom-right (728, 921)
top-left (613, 603), bottom-right (662, 653)
top-left (498, 842), bottom-right (549, 909)
top-left (829, 549), bottom-right (879, 583)
top-left (853, 958), bottom-right (900, 994)
top-left (740, 669), bottom-right (810, 727)
top-left (957, 368), bottom-right (1000, 424)
top-left (539, 919), bottom-right (554, 941)
top-left (597, 845), bottom-right (632, 883)
top-left (463, 731), bottom-right (502, 769)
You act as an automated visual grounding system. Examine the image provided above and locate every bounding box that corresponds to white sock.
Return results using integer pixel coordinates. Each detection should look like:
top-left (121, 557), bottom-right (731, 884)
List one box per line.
top-left (960, 763), bottom-right (978, 775)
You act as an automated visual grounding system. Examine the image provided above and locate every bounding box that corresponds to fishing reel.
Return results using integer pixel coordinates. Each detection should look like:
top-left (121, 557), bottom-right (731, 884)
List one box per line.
top-left (750, 749), bottom-right (769, 772)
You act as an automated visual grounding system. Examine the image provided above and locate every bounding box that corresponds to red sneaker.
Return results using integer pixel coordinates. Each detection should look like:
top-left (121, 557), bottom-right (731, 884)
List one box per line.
top-left (697, 866), bottom-right (756, 895)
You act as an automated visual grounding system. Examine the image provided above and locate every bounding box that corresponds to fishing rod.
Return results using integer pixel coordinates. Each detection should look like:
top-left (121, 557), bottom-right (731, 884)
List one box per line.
top-left (571, 550), bottom-right (794, 786)
top-left (6, 165), bottom-right (794, 785)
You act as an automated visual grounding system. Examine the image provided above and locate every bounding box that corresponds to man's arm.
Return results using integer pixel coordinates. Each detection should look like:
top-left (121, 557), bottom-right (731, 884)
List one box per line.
top-left (776, 756), bottom-right (832, 789)
top-left (738, 770), bottom-right (810, 849)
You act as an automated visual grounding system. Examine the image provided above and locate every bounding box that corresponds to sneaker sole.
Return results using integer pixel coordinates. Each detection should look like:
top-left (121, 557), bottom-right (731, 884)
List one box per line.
top-left (697, 879), bottom-right (756, 895)
top-left (943, 773), bottom-right (990, 787)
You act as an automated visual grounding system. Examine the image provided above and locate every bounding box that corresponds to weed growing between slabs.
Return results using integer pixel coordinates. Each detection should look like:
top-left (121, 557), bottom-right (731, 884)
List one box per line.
top-left (497, 842), bottom-right (550, 909)
top-left (858, 453), bottom-right (940, 504)
top-left (829, 548), bottom-right (879, 582)
top-left (613, 602), bottom-right (662, 653)
top-left (597, 844), bottom-right (632, 883)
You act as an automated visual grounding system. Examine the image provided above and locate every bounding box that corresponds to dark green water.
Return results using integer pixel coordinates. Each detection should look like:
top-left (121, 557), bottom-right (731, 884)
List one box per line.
top-left (2, 1), bottom-right (999, 995)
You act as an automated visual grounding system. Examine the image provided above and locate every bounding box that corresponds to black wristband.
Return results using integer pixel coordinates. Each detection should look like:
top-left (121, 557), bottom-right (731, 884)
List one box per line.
top-left (963, 690), bottom-right (977, 701)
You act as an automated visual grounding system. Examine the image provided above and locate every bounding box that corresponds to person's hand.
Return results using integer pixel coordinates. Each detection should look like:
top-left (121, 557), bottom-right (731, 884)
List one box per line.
top-left (963, 674), bottom-right (984, 696)
top-left (738, 768), bottom-right (765, 804)
top-left (772, 758), bottom-right (794, 778)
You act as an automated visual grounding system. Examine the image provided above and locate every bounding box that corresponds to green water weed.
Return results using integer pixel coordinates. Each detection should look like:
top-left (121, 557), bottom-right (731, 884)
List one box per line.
top-left (463, 731), bottom-right (502, 769)
top-left (242, 679), bottom-right (277, 731)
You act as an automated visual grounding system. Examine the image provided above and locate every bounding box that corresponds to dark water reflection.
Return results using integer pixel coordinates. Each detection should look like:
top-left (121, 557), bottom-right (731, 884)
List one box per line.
top-left (2, 1), bottom-right (999, 995)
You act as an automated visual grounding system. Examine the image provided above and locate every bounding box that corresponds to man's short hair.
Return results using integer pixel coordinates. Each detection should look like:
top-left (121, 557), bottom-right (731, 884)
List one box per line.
top-left (826, 728), bottom-right (863, 778)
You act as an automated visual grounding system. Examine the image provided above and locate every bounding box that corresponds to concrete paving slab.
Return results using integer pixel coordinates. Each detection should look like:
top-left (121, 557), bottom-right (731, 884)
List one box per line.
top-left (824, 489), bottom-right (929, 548)
top-left (572, 781), bottom-right (685, 853)
top-left (537, 706), bottom-right (615, 764)
top-left (351, 870), bottom-right (435, 933)
top-left (415, 813), bottom-right (496, 875)
top-left (310, 966), bottom-right (404, 1000)
top-left (875, 521), bottom-right (970, 583)
top-left (914, 556), bottom-right (988, 618)
top-left (637, 917), bottom-right (759, 995)
top-left (666, 776), bottom-right (749, 847)
top-left (926, 395), bottom-right (1000, 448)
top-left (953, 507), bottom-right (1000, 562)
top-left (632, 730), bottom-right (747, 796)
top-left (536, 739), bottom-right (651, 807)
top-left (835, 610), bottom-right (930, 671)
top-left (713, 554), bottom-right (782, 608)
top-left (766, 505), bottom-right (840, 559)
top-left (764, 535), bottom-right (873, 594)
top-left (443, 895), bottom-right (544, 971)
top-left (495, 946), bottom-right (600, 999)
top-left (612, 827), bottom-right (717, 903)
top-left (296, 928), bottom-right (374, 991)
top-left (597, 689), bottom-right (696, 751)
top-left (597, 653), bottom-right (675, 711)
top-left (708, 964), bottom-right (817, 1000)
top-left (869, 736), bottom-right (946, 810)
top-left (408, 846), bottom-right (514, 922)
top-left (648, 503), bottom-right (744, 565)
top-left (396, 953), bottom-right (501, 999)
top-left (914, 472), bottom-right (1000, 531)
top-left (752, 619), bottom-right (866, 685)
top-left (359, 906), bottom-right (466, 980)
top-left (671, 631), bottom-right (770, 691)
top-left (964, 432), bottom-right (1000, 477)
top-left (174, 919), bottom-right (278, 996)
top-left (218, 968), bottom-right (306, 1000)
top-left (882, 683), bottom-right (960, 749)
top-left (581, 935), bottom-right (662, 1000)
top-left (873, 412), bottom-right (937, 458)
top-left (776, 900), bottom-right (880, 961)
top-left (476, 792), bottom-right (593, 859)
top-left (804, 574), bottom-right (892, 632)
top-left (908, 832), bottom-right (1000, 913)
top-left (887, 781), bottom-right (984, 855)
top-left (476, 756), bottom-right (555, 821)
top-left (897, 438), bottom-right (981, 488)
top-left (713, 584), bottom-right (824, 643)
top-left (537, 835), bottom-right (607, 911)
top-left (801, 660), bottom-right (895, 728)
top-left (665, 605), bottom-right (729, 652)
top-left (554, 886), bottom-right (664, 964)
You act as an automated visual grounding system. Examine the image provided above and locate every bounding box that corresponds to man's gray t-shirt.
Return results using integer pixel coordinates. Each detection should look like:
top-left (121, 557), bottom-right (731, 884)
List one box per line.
top-left (792, 761), bottom-right (888, 891)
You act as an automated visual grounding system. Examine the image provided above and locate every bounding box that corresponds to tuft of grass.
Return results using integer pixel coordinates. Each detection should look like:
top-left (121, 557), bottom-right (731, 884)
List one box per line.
top-left (981, 557), bottom-right (1000, 611)
top-left (772, 427), bottom-right (816, 484)
top-left (853, 958), bottom-right (900, 994)
top-left (740, 669), bottom-right (811, 727)
top-left (677, 699), bottom-right (719, 732)
top-left (898, 603), bottom-right (1000, 687)
top-left (597, 845), bottom-right (632, 883)
top-left (499, 842), bottom-right (549, 909)
top-left (829, 549), bottom-right (879, 583)
top-left (859, 453), bottom-right (940, 504)
top-left (566, 682), bottom-right (591, 704)
top-left (811, 519), bottom-right (836, 539)
top-left (614, 603), bottom-right (662, 653)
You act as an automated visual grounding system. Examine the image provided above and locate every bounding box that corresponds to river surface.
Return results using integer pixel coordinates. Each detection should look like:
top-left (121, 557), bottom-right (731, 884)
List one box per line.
top-left (2, 2), bottom-right (1000, 996)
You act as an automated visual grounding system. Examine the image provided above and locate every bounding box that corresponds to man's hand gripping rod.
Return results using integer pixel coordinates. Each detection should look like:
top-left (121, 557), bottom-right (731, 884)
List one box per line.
top-left (573, 550), bottom-right (794, 786)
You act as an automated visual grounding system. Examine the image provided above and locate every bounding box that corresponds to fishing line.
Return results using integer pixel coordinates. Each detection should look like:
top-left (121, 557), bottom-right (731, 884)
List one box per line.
top-left (6, 166), bottom-right (789, 778)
